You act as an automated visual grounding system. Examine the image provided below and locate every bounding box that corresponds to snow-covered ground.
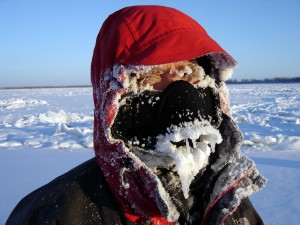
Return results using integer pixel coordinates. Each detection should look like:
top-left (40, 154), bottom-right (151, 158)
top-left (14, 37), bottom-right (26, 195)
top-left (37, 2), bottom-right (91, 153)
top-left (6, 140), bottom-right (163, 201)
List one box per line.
top-left (229, 83), bottom-right (300, 225)
top-left (0, 83), bottom-right (299, 224)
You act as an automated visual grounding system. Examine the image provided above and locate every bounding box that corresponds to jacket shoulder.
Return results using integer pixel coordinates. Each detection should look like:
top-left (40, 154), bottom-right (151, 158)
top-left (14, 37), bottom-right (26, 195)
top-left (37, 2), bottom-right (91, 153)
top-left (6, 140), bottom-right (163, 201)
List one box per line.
top-left (6, 158), bottom-right (133, 225)
top-left (223, 198), bottom-right (264, 225)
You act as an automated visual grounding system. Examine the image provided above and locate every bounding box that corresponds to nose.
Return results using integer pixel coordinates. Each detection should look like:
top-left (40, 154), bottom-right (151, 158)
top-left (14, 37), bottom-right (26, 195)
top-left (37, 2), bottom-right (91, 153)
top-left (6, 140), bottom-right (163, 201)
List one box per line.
top-left (154, 80), bottom-right (221, 132)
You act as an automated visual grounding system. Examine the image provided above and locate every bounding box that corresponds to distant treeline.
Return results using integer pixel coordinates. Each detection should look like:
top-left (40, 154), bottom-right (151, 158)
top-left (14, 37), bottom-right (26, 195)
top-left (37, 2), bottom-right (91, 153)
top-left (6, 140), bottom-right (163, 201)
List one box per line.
top-left (1, 77), bottom-right (300, 89)
top-left (227, 77), bottom-right (300, 84)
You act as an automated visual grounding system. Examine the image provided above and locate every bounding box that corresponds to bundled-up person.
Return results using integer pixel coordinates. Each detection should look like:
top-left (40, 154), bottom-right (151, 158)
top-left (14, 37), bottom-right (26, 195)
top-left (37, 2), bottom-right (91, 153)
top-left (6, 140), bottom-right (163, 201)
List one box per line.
top-left (6, 5), bottom-right (267, 225)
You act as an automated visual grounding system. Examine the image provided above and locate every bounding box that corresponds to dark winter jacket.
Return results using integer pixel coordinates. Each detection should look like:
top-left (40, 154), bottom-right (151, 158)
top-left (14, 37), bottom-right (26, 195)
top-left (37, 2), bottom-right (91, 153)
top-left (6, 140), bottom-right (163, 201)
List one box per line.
top-left (6, 158), bottom-right (263, 225)
top-left (6, 158), bottom-right (134, 225)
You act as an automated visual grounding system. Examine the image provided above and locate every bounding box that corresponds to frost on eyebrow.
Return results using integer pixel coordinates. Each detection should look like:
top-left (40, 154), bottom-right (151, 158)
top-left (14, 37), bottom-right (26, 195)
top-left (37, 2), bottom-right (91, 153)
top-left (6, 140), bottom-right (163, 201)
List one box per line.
top-left (173, 65), bottom-right (193, 77)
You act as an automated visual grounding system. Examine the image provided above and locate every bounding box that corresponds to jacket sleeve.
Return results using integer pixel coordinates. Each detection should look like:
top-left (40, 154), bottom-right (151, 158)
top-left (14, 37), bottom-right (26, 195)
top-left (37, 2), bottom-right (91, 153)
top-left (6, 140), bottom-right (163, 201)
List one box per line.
top-left (223, 197), bottom-right (264, 225)
top-left (5, 158), bottom-right (135, 225)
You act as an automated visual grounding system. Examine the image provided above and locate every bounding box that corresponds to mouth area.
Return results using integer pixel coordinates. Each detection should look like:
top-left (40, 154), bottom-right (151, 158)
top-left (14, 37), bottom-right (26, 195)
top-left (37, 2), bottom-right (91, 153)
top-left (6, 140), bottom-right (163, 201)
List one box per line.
top-left (155, 119), bottom-right (222, 199)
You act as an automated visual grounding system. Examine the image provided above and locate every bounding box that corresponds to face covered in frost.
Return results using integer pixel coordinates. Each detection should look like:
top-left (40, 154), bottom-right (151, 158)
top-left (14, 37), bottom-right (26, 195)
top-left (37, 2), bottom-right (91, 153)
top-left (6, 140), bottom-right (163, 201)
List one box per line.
top-left (111, 60), bottom-right (223, 198)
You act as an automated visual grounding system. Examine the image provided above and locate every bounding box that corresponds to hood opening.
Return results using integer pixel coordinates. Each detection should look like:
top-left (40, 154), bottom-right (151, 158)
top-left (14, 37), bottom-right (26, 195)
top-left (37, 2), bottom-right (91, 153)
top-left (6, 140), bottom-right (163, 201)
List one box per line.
top-left (110, 77), bottom-right (223, 147)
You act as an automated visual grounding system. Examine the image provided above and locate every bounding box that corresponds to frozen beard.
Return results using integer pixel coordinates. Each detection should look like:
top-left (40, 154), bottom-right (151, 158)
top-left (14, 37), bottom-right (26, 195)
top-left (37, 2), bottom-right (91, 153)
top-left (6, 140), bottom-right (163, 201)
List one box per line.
top-left (156, 121), bottom-right (222, 199)
top-left (111, 80), bottom-right (223, 199)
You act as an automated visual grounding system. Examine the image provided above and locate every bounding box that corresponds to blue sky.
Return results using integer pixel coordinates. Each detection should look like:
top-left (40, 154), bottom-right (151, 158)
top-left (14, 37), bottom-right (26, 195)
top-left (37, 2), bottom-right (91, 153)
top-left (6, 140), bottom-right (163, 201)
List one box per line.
top-left (1, 0), bottom-right (299, 87)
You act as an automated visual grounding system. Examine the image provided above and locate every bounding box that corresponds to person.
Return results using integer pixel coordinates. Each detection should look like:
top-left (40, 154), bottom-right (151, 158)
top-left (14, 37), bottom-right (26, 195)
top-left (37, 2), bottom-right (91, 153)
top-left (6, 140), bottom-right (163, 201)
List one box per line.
top-left (6, 5), bottom-right (267, 225)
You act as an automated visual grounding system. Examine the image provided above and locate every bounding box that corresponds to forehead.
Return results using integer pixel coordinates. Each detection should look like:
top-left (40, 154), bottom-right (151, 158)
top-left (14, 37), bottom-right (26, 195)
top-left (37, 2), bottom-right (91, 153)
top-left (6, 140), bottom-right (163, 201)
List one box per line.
top-left (137, 60), bottom-right (199, 77)
top-left (150, 60), bottom-right (198, 71)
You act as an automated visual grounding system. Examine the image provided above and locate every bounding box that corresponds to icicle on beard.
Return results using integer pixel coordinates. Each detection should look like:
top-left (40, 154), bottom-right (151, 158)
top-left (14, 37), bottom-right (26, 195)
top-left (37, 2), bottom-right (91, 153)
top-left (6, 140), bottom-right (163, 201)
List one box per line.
top-left (111, 80), bottom-right (223, 198)
top-left (155, 120), bottom-right (222, 199)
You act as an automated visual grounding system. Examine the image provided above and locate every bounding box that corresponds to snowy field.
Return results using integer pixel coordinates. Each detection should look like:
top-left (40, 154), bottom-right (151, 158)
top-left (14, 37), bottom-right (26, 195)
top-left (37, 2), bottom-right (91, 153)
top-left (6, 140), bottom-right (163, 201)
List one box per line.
top-left (0, 83), bottom-right (299, 224)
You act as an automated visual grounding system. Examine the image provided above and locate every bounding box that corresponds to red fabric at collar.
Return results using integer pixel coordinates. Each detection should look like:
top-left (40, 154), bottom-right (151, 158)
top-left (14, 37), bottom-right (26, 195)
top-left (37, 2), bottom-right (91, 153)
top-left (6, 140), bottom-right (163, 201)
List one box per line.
top-left (124, 213), bottom-right (174, 225)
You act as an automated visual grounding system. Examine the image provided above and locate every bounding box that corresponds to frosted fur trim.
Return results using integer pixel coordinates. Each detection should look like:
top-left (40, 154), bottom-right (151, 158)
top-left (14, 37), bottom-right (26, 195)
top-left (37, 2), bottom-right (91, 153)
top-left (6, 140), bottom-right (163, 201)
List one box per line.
top-left (209, 53), bottom-right (237, 81)
top-left (219, 68), bottom-right (233, 81)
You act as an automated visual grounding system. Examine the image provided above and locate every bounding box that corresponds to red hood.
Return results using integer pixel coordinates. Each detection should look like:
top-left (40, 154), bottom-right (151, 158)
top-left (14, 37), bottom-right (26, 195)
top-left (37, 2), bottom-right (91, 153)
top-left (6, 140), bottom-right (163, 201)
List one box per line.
top-left (91, 5), bottom-right (237, 224)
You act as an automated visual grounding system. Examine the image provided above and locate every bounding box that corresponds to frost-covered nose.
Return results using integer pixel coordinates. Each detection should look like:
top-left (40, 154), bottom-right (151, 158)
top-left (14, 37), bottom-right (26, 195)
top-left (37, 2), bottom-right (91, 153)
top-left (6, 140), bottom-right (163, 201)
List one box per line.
top-left (111, 80), bottom-right (221, 149)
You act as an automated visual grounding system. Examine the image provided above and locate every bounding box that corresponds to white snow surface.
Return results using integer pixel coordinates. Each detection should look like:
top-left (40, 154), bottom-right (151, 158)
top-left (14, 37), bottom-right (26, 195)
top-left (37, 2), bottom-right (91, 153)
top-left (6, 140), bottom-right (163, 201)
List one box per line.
top-left (0, 83), bottom-right (300, 224)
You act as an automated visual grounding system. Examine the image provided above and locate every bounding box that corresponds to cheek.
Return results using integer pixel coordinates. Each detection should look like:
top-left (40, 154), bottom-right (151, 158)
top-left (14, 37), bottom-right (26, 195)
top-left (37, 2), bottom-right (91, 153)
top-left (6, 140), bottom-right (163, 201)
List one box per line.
top-left (152, 81), bottom-right (168, 91)
top-left (187, 76), bottom-right (200, 84)
top-left (139, 76), bottom-right (161, 87)
top-left (143, 77), bottom-right (159, 86)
